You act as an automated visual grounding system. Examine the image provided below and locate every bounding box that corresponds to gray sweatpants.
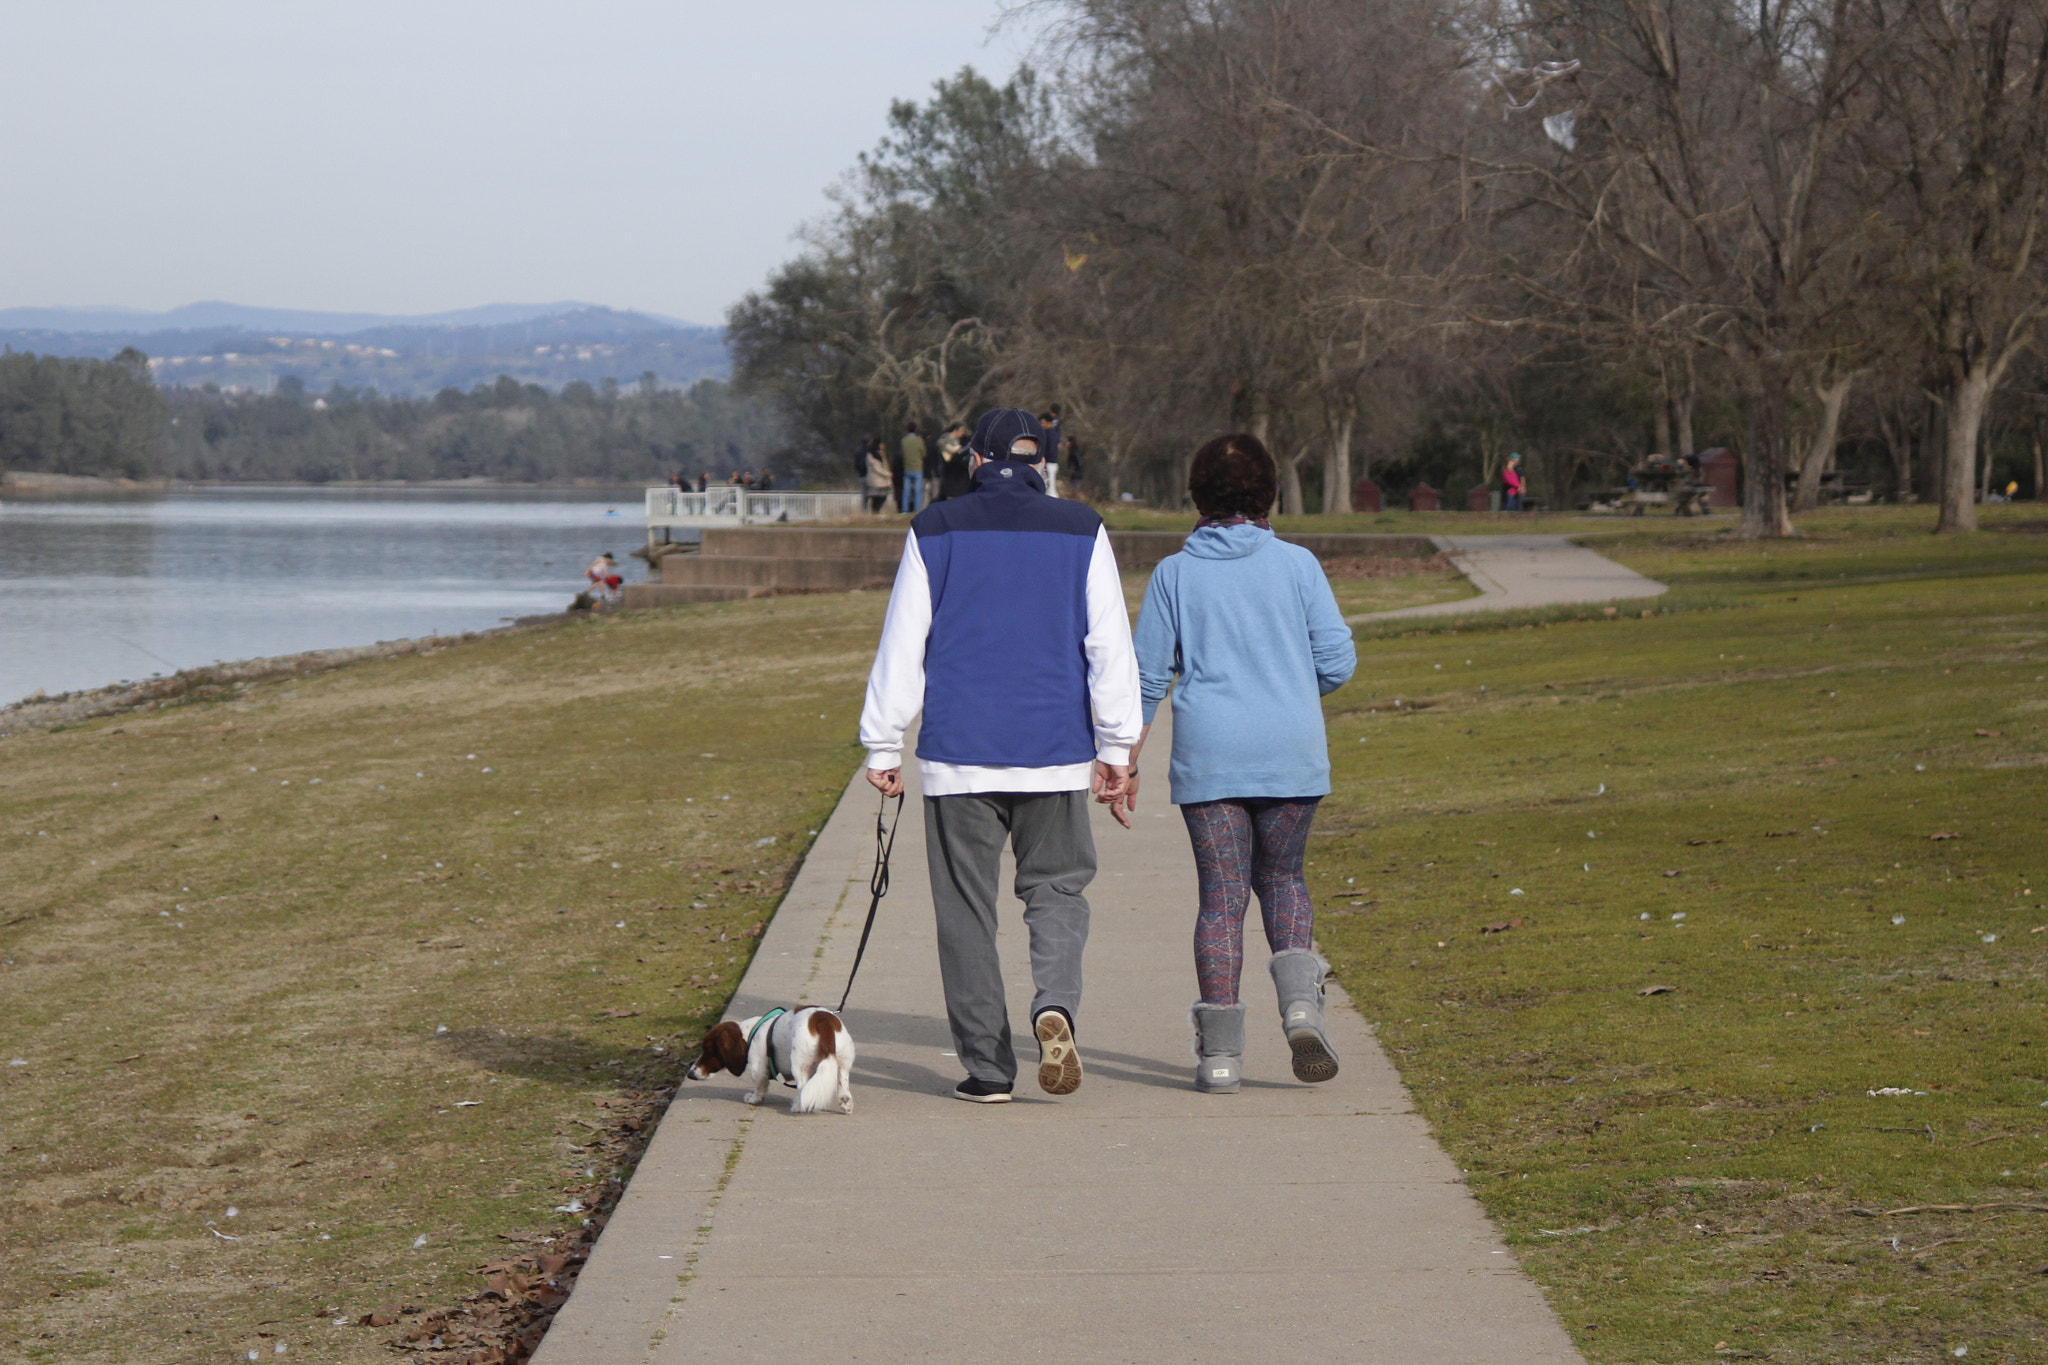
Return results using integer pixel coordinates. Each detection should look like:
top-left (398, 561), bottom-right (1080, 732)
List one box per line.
top-left (924, 791), bottom-right (1095, 1085)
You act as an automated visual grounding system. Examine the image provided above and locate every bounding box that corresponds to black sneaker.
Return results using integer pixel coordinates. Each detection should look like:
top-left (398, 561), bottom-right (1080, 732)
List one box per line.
top-left (953, 1077), bottom-right (1014, 1104)
top-left (1033, 1008), bottom-right (1083, 1096)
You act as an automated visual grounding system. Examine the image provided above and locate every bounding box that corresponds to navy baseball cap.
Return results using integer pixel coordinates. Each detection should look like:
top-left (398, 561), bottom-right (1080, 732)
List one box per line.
top-left (968, 408), bottom-right (1047, 461)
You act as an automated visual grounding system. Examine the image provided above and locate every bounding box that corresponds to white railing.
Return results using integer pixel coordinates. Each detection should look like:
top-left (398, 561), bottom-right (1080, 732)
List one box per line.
top-left (645, 486), bottom-right (868, 535)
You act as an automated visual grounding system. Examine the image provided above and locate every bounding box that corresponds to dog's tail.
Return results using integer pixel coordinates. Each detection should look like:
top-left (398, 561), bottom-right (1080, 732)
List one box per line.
top-left (795, 1053), bottom-right (843, 1114)
top-left (793, 1011), bottom-right (846, 1114)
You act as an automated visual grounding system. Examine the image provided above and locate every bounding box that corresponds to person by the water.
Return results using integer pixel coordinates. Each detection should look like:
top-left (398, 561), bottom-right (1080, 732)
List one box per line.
top-left (586, 552), bottom-right (622, 604)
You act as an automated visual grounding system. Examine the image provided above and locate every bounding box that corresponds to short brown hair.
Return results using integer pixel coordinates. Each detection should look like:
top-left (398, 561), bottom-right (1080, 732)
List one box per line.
top-left (1187, 433), bottom-right (1277, 518)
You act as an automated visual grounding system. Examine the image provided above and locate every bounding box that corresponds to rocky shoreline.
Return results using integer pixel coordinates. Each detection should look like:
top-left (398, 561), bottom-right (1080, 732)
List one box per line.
top-left (0, 470), bottom-right (169, 496)
top-left (0, 614), bottom-right (573, 738)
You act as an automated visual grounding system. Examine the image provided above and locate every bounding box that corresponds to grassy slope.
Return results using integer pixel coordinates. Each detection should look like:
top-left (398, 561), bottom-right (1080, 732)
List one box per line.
top-left (6, 508), bottom-right (2041, 1361)
top-left (1313, 510), bottom-right (2048, 1363)
top-left (0, 595), bottom-right (888, 1363)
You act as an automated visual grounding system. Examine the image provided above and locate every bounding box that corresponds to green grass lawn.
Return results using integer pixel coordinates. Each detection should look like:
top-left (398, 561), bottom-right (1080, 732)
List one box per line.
top-left (0, 595), bottom-right (889, 1363)
top-left (4, 507), bottom-right (2042, 1362)
top-left (1311, 510), bottom-right (2048, 1363)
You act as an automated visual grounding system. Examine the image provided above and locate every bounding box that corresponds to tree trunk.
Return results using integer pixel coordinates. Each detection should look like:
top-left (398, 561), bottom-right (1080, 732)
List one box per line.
top-left (1916, 400), bottom-right (1943, 504)
top-left (1323, 403), bottom-right (1355, 513)
top-left (1793, 372), bottom-right (1855, 512)
top-left (2034, 430), bottom-right (2044, 499)
top-left (1881, 411), bottom-right (1911, 502)
top-left (1980, 417), bottom-right (1995, 503)
top-left (1673, 351), bottom-right (1697, 459)
top-left (1654, 369), bottom-right (1674, 456)
top-left (1737, 362), bottom-right (1797, 538)
top-left (1937, 363), bottom-right (1991, 533)
top-left (1275, 443), bottom-right (1306, 516)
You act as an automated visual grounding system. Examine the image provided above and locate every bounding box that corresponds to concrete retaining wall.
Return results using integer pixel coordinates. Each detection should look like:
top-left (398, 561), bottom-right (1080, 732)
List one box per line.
top-left (630, 526), bottom-right (1442, 608)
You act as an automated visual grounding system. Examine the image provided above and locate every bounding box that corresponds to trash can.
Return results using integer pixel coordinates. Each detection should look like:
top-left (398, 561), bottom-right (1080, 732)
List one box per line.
top-left (1698, 448), bottom-right (1739, 508)
top-left (1352, 477), bottom-right (1383, 512)
top-left (1408, 482), bottom-right (1442, 512)
top-left (1466, 484), bottom-right (1491, 513)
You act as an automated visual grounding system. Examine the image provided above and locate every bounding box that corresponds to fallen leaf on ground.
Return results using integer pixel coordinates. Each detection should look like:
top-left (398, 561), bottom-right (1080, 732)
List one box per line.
top-left (1638, 984), bottom-right (1676, 996)
top-left (598, 1009), bottom-right (638, 1019)
top-left (1663, 869), bottom-right (1681, 878)
top-left (1929, 832), bottom-right (1960, 841)
top-left (1480, 917), bottom-right (1525, 934)
top-left (1687, 838), bottom-right (1722, 846)
top-left (1975, 729), bottom-right (2002, 737)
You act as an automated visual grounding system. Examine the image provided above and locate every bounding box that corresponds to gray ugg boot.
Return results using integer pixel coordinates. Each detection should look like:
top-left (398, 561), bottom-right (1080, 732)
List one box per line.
top-left (1189, 1002), bottom-right (1246, 1094)
top-left (1269, 949), bottom-right (1339, 1083)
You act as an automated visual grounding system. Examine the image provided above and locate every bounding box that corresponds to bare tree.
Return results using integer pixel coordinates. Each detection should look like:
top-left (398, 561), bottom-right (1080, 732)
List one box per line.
top-left (1850, 0), bottom-right (2048, 532)
top-left (1472, 0), bottom-right (1881, 536)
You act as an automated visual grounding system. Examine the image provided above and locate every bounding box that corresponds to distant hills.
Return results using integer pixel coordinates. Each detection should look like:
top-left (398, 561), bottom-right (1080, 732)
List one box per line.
top-left (0, 302), bottom-right (729, 395)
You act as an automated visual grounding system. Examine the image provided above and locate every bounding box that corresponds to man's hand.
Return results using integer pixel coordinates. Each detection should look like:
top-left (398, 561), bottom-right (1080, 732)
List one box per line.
top-left (1092, 761), bottom-right (1133, 826)
top-left (866, 767), bottom-right (904, 798)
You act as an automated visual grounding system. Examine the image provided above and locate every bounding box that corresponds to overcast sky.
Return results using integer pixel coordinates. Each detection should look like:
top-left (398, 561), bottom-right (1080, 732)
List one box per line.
top-left (0, 1), bottom-right (1040, 325)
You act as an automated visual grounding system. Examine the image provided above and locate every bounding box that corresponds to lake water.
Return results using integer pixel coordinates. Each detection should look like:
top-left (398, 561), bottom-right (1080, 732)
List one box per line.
top-left (0, 487), bottom-right (658, 706)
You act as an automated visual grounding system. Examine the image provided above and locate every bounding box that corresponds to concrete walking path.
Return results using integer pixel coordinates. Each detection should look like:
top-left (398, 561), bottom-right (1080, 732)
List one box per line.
top-left (1366, 533), bottom-right (1668, 620)
top-left (535, 730), bottom-right (1588, 1363)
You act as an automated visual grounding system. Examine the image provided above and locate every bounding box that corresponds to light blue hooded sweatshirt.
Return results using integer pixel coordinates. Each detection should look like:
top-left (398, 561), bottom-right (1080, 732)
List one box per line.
top-left (1132, 522), bottom-right (1357, 805)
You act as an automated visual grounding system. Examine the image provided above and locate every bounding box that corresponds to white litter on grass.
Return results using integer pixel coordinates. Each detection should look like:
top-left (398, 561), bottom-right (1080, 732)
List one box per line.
top-left (454, 1100), bottom-right (480, 1108)
top-left (333, 1318), bottom-right (348, 1326)
top-left (1868, 1087), bottom-right (1926, 1096)
top-left (1982, 933), bottom-right (1998, 943)
top-left (413, 1235), bottom-right (428, 1248)
top-left (719, 795), bottom-right (730, 801)
top-left (1510, 888), bottom-right (1524, 896)
top-left (611, 862), bottom-right (620, 869)
top-left (1671, 912), bottom-right (1686, 921)
top-left (1916, 764), bottom-right (1926, 772)
top-left (207, 1225), bottom-right (240, 1242)
top-left (1639, 912), bottom-right (1651, 921)
top-left (435, 1025), bottom-right (448, 1035)
top-left (615, 921), bottom-right (626, 929)
top-left (1892, 914), bottom-right (1906, 926)
top-left (1587, 831), bottom-right (1596, 838)
top-left (481, 767), bottom-right (494, 773)
top-left (1584, 863), bottom-right (1591, 872)
top-left (753, 836), bottom-right (777, 847)
top-left (555, 1198), bottom-right (584, 1214)
top-left (8, 1058), bottom-right (25, 1067)
top-left (225, 1206), bottom-right (238, 1218)
top-left (1594, 783), bottom-right (1606, 795)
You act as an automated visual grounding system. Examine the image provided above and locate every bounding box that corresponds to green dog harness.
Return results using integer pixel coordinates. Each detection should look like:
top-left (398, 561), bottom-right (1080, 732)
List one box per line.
top-left (746, 1007), bottom-right (789, 1081)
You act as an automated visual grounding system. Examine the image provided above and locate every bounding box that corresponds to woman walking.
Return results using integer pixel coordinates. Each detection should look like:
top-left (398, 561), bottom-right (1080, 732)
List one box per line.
top-left (1120, 434), bottom-right (1356, 1092)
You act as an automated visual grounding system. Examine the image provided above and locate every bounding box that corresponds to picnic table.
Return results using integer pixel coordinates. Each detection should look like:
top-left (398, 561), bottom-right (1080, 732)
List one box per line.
top-left (1590, 457), bottom-right (1716, 516)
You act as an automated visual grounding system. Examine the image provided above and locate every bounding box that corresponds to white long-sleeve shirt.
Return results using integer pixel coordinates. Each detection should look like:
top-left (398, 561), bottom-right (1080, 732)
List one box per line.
top-left (859, 526), bottom-right (1141, 796)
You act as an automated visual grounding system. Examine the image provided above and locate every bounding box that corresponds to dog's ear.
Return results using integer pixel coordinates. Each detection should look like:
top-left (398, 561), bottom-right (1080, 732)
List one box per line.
top-left (709, 1020), bottom-right (751, 1076)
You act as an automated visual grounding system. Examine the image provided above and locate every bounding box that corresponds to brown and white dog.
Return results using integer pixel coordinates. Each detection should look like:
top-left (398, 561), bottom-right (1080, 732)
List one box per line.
top-left (687, 1007), bottom-right (855, 1114)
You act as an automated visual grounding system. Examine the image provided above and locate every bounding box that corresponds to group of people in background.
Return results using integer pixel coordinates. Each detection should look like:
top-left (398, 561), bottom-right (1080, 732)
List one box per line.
top-left (858, 406), bottom-right (1084, 514)
top-left (667, 469), bottom-right (778, 492)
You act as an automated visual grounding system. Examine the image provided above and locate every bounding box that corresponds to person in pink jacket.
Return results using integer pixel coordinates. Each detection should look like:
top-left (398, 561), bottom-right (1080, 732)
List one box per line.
top-left (1503, 452), bottom-right (1526, 511)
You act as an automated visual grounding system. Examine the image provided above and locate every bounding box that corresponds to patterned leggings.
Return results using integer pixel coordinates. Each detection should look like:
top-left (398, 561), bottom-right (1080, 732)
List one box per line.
top-left (1180, 797), bottom-right (1321, 1006)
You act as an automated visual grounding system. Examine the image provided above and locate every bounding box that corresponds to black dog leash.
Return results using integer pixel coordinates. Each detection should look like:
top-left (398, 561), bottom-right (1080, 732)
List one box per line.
top-left (836, 791), bottom-right (903, 1012)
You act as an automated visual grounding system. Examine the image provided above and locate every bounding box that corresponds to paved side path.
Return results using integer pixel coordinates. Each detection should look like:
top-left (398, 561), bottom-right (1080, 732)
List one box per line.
top-left (1367, 532), bottom-right (1667, 620)
top-left (536, 727), bottom-right (1587, 1363)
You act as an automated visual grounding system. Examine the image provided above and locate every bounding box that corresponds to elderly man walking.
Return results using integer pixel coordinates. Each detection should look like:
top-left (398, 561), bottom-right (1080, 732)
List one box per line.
top-left (860, 408), bottom-right (1140, 1103)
